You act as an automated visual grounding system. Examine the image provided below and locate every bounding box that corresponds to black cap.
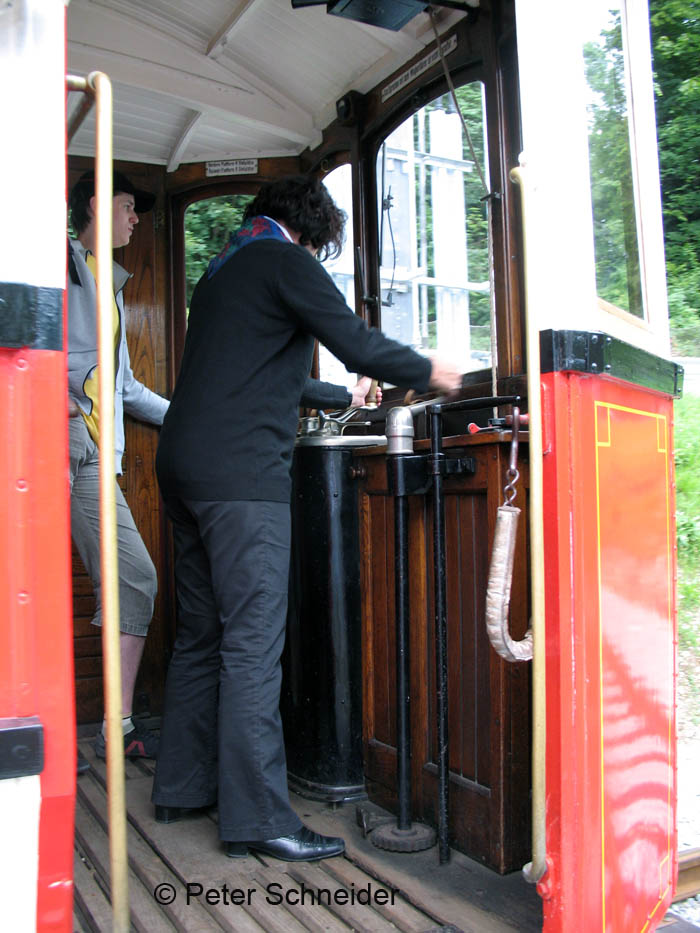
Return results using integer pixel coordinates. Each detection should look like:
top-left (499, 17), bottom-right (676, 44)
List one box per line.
top-left (71, 169), bottom-right (156, 213)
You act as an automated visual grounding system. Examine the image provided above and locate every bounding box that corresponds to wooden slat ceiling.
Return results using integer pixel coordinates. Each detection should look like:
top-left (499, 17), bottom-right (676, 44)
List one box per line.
top-left (66, 0), bottom-right (467, 170)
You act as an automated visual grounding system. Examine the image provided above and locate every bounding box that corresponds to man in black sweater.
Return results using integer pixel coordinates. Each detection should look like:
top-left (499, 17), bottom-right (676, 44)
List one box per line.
top-left (152, 175), bottom-right (461, 861)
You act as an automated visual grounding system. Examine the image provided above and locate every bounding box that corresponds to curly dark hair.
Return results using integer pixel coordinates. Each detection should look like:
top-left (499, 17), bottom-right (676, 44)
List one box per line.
top-left (243, 175), bottom-right (346, 261)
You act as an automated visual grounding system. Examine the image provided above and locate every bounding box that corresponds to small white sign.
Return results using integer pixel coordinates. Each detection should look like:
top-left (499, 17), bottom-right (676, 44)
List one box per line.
top-left (381, 35), bottom-right (458, 103)
top-left (206, 159), bottom-right (259, 177)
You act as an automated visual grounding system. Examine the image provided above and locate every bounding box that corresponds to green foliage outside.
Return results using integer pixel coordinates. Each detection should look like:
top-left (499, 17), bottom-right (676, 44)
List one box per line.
top-left (650, 0), bottom-right (700, 356)
top-left (184, 194), bottom-right (253, 308)
top-left (651, 1), bottom-right (700, 730)
top-left (584, 16), bottom-right (644, 316)
top-left (674, 395), bottom-right (700, 726)
top-left (578, 1), bottom-right (700, 352)
top-left (675, 396), bottom-right (700, 646)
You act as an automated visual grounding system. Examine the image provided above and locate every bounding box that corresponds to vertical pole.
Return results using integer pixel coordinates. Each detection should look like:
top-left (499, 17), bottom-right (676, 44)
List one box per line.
top-left (94, 71), bottom-right (130, 931)
top-left (430, 408), bottom-right (450, 863)
top-left (372, 408), bottom-right (435, 854)
top-left (510, 165), bottom-right (547, 884)
top-left (394, 489), bottom-right (412, 831)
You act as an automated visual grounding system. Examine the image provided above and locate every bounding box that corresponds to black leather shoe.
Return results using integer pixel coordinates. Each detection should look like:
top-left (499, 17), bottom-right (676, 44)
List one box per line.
top-left (155, 804), bottom-right (214, 824)
top-left (225, 825), bottom-right (345, 861)
top-left (155, 805), bottom-right (185, 824)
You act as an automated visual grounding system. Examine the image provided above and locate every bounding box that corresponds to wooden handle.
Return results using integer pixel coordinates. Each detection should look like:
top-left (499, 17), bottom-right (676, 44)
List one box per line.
top-left (366, 379), bottom-right (379, 409)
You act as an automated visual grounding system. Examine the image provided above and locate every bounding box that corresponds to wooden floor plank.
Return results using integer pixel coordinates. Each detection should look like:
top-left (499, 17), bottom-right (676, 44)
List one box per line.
top-left (124, 776), bottom-right (245, 880)
top-left (251, 864), bottom-right (353, 933)
top-left (322, 857), bottom-right (436, 932)
top-left (77, 774), bottom-right (223, 933)
top-left (78, 735), bottom-right (147, 783)
top-left (218, 872), bottom-right (312, 933)
top-left (74, 799), bottom-right (176, 933)
top-left (72, 850), bottom-right (114, 933)
top-left (122, 776), bottom-right (272, 933)
top-left (286, 861), bottom-right (401, 933)
top-left (298, 799), bottom-right (539, 933)
top-left (72, 908), bottom-right (92, 933)
top-left (72, 908), bottom-right (90, 933)
top-left (74, 739), bottom-right (541, 933)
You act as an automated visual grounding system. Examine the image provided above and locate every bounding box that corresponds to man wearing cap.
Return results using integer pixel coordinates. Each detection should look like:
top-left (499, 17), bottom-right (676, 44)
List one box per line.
top-left (68, 169), bottom-right (169, 765)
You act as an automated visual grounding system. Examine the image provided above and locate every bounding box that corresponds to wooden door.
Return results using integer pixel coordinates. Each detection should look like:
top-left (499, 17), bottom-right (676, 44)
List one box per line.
top-left (357, 436), bottom-right (531, 872)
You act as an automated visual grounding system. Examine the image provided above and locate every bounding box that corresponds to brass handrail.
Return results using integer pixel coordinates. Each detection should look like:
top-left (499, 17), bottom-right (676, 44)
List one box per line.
top-left (510, 164), bottom-right (547, 885)
top-left (66, 70), bottom-right (130, 932)
top-left (66, 73), bottom-right (96, 143)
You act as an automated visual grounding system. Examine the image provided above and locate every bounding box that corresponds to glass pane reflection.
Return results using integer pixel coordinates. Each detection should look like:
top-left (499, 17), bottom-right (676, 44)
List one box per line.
top-left (376, 83), bottom-right (492, 374)
top-left (584, 4), bottom-right (644, 318)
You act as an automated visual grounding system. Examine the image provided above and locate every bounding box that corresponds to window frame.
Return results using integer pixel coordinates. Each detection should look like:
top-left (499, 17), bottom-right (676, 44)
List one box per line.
top-left (356, 22), bottom-right (525, 396)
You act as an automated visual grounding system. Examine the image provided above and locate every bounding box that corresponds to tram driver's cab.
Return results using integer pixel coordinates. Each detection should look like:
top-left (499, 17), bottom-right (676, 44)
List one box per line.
top-left (0, 1), bottom-right (682, 931)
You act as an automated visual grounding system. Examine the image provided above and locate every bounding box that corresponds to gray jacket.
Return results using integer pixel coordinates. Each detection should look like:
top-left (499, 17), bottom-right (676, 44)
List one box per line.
top-left (68, 238), bottom-right (169, 474)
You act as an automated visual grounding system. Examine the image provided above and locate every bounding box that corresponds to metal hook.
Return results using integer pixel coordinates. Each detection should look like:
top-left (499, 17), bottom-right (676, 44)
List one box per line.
top-left (503, 406), bottom-right (520, 506)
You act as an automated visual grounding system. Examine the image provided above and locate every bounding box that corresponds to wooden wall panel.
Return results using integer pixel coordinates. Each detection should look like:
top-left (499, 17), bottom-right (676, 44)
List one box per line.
top-left (358, 438), bottom-right (531, 872)
top-left (118, 175), bottom-right (172, 723)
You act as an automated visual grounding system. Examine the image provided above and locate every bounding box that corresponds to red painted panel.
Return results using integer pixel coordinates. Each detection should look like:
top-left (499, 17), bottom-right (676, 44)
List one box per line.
top-left (0, 341), bottom-right (76, 931)
top-left (540, 372), bottom-right (677, 933)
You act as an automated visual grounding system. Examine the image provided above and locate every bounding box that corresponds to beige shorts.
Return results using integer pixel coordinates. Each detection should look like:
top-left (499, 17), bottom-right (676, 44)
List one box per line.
top-left (68, 417), bottom-right (156, 637)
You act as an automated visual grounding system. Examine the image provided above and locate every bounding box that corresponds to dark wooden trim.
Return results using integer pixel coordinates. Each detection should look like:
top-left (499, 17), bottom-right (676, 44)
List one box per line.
top-left (164, 157), bottom-right (302, 198)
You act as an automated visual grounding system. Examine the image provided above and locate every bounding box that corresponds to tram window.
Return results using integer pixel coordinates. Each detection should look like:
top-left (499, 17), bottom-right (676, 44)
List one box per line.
top-left (184, 194), bottom-right (254, 314)
top-left (583, 3), bottom-right (644, 319)
top-left (317, 163), bottom-right (359, 391)
top-left (376, 83), bottom-right (491, 374)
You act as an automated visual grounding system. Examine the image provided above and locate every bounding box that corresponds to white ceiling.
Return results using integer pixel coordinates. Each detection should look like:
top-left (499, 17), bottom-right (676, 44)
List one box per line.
top-left (66, 0), bottom-right (467, 171)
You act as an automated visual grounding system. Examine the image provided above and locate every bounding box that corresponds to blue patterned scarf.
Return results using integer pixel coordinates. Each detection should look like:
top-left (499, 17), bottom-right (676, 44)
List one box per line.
top-left (206, 216), bottom-right (290, 279)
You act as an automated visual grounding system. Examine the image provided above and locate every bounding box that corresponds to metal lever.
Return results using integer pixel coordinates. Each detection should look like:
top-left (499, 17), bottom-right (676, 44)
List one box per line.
top-left (318, 408), bottom-right (372, 435)
top-left (319, 407), bottom-right (367, 426)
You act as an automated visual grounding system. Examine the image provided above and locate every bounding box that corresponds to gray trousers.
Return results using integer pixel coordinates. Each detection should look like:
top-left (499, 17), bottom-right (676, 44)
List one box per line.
top-left (68, 416), bottom-right (157, 637)
top-left (151, 496), bottom-right (302, 843)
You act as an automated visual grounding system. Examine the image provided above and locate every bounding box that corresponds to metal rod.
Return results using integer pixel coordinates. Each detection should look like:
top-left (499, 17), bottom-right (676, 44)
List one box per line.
top-left (93, 71), bottom-right (130, 931)
top-left (66, 73), bottom-right (96, 143)
top-left (429, 394), bottom-right (520, 415)
top-left (66, 74), bottom-right (94, 93)
top-left (394, 489), bottom-right (412, 830)
top-left (430, 409), bottom-right (450, 863)
top-left (511, 165), bottom-right (547, 885)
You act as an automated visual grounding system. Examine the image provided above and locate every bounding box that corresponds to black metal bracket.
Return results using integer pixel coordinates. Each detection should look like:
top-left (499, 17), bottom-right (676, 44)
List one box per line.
top-left (436, 455), bottom-right (476, 477)
top-left (0, 717), bottom-right (44, 779)
top-left (388, 454), bottom-right (431, 497)
top-left (539, 329), bottom-right (683, 398)
top-left (0, 282), bottom-right (63, 350)
top-left (388, 453), bottom-right (476, 497)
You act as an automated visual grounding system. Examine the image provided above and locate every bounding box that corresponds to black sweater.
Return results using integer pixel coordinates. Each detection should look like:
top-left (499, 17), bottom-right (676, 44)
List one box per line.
top-left (156, 239), bottom-right (432, 501)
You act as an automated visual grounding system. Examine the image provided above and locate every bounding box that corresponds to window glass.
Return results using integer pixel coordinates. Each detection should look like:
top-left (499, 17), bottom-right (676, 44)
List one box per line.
top-left (583, 4), bottom-right (644, 318)
top-left (376, 82), bottom-right (492, 374)
top-left (184, 194), bottom-right (254, 314)
top-left (318, 164), bottom-right (358, 391)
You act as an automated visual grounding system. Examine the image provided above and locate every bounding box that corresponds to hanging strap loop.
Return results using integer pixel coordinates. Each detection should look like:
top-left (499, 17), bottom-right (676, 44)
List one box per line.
top-left (486, 407), bottom-right (533, 662)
